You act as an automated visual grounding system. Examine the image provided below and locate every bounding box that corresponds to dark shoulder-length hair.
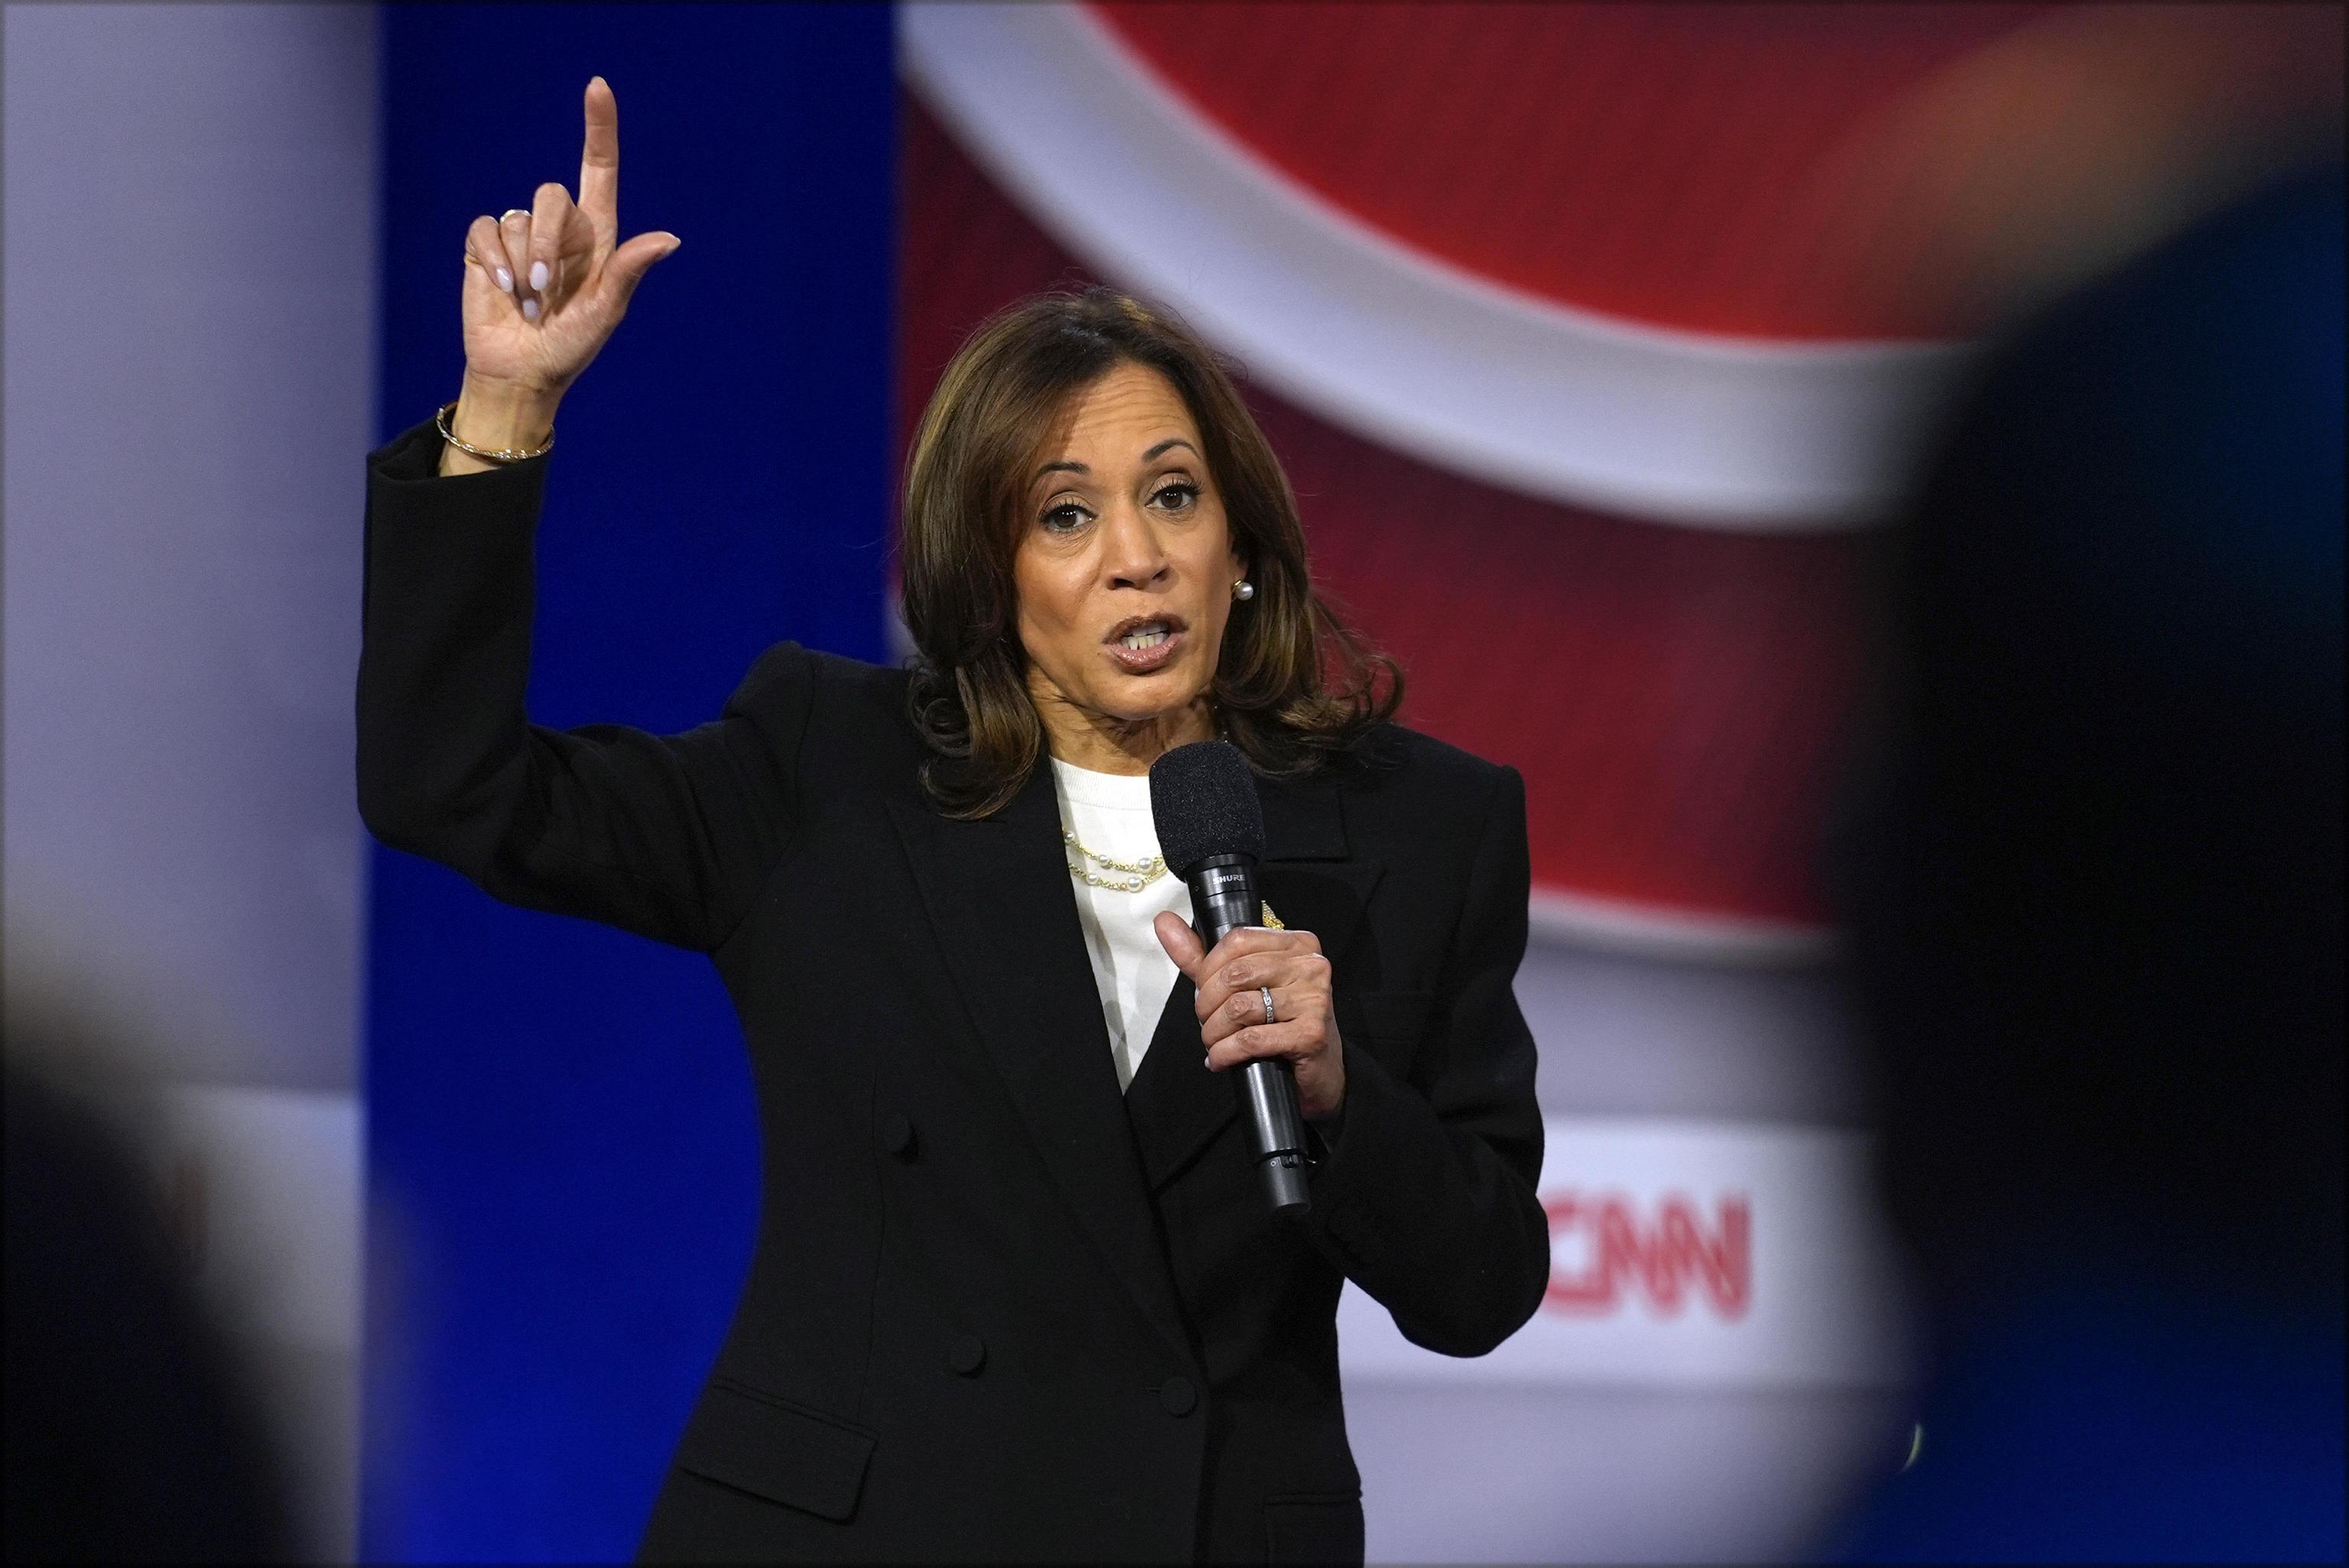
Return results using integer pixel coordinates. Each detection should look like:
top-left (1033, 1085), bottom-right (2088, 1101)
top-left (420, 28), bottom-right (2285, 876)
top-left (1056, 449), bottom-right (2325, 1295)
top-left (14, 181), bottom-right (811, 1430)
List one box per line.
top-left (900, 287), bottom-right (1401, 819)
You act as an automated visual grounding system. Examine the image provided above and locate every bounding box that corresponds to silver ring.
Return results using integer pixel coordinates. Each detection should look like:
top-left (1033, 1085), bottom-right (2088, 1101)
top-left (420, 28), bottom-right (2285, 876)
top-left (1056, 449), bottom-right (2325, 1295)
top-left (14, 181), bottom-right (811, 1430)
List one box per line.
top-left (1259, 986), bottom-right (1277, 1027)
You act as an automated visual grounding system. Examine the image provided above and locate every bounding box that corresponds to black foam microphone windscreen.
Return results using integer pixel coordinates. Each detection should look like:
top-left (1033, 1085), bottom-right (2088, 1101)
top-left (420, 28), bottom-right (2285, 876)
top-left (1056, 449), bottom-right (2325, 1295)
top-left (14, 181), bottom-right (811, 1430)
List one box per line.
top-left (1148, 739), bottom-right (1265, 875)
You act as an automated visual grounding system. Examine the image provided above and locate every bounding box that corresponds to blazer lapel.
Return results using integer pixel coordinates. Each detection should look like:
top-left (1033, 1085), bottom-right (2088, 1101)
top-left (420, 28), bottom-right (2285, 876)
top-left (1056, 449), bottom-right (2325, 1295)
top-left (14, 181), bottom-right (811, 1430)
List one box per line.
top-left (1259, 772), bottom-right (1383, 969)
top-left (1123, 771), bottom-right (1386, 1190)
top-left (883, 768), bottom-right (1193, 1362)
top-left (1123, 973), bottom-right (1220, 1190)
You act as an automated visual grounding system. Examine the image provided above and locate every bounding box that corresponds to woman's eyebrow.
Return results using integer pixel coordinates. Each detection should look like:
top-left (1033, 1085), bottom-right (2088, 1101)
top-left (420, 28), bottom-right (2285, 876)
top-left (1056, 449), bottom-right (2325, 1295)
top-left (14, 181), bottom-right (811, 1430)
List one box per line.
top-left (1032, 440), bottom-right (1194, 481)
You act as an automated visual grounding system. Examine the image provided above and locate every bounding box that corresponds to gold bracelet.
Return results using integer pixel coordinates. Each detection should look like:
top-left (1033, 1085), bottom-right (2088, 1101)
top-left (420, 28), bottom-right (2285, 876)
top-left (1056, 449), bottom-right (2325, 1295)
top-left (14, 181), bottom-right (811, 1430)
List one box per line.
top-left (435, 399), bottom-right (554, 463)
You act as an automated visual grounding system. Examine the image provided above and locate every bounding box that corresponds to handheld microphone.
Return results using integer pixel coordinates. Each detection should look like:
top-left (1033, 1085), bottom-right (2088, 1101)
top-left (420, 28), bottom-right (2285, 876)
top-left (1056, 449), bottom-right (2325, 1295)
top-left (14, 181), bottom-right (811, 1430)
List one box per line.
top-left (1149, 741), bottom-right (1311, 1214)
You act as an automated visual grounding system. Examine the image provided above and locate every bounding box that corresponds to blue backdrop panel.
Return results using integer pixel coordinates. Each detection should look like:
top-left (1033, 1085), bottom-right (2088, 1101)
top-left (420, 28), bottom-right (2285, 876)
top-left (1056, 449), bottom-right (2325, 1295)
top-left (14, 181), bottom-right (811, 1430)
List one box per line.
top-left (365, 8), bottom-right (895, 1560)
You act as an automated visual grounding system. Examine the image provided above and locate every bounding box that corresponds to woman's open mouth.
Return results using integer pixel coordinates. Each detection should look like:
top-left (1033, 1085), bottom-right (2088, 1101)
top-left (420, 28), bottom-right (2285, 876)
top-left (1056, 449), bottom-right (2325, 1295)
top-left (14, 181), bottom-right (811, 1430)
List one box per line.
top-left (1103, 615), bottom-right (1187, 674)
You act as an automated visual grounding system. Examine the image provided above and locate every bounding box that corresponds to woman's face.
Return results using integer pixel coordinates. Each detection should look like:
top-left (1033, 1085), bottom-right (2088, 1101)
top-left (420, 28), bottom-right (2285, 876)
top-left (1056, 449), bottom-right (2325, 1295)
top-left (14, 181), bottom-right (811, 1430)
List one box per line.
top-left (1013, 362), bottom-right (1243, 760)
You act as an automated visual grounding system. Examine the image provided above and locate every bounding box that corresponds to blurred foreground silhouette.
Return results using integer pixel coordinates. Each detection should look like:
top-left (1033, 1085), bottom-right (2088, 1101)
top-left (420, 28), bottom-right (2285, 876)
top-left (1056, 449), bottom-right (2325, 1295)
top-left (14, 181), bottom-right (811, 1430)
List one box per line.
top-left (4, 1011), bottom-right (291, 1563)
top-left (1828, 162), bottom-right (2345, 1560)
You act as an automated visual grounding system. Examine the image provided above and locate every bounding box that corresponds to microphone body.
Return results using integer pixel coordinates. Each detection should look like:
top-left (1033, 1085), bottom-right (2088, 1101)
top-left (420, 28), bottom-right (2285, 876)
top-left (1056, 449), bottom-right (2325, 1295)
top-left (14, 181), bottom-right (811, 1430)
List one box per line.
top-left (1183, 852), bottom-right (1311, 1213)
top-left (1152, 744), bottom-right (1312, 1216)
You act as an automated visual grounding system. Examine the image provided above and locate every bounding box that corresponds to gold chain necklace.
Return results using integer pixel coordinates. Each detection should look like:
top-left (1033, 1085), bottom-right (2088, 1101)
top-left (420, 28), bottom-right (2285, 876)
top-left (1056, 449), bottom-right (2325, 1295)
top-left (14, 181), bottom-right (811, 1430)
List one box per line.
top-left (1064, 831), bottom-right (1168, 893)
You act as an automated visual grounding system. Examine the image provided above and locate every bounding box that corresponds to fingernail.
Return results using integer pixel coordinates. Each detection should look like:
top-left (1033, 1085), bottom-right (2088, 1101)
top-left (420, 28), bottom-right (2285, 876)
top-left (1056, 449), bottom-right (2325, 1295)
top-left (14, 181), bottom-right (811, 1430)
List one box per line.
top-left (521, 297), bottom-right (541, 323)
top-left (529, 261), bottom-right (549, 292)
top-left (495, 267), bottom-right (513, 294)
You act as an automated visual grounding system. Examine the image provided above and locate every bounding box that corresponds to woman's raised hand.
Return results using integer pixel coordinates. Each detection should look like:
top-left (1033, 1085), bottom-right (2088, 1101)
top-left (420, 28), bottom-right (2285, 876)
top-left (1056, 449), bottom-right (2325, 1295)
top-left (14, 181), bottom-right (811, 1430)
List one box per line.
top-left (445, 77), bottom-right (677, 468)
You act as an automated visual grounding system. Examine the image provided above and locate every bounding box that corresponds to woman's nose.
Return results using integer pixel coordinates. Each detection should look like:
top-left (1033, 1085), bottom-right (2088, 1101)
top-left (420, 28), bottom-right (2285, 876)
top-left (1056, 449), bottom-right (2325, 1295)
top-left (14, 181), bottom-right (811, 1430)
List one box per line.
top-left (1102, 501), bottom-right (1171, 589)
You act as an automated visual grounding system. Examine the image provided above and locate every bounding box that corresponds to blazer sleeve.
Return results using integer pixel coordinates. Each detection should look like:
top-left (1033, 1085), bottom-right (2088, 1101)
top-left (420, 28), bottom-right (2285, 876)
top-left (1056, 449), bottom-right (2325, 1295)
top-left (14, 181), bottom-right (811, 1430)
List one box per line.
top-left (356, 420), bottom-right (808, 953)
top-left (1302, 765), bottom-right (1550, 1356)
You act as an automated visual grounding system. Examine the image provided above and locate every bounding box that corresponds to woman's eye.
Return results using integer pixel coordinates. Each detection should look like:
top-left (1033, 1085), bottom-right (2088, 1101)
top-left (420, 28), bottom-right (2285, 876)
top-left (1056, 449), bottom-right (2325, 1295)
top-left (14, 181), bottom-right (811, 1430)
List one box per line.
top-left (1041, 502), bottom-right (1090, 533)
top-left (1152, 482), bottom-right (1199, 513)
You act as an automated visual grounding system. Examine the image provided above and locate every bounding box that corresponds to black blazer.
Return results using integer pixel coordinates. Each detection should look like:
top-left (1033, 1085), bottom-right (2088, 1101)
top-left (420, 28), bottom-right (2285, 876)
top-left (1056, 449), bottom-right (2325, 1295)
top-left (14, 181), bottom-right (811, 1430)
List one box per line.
top-left (357, 423), bottom-right (1548, 1564)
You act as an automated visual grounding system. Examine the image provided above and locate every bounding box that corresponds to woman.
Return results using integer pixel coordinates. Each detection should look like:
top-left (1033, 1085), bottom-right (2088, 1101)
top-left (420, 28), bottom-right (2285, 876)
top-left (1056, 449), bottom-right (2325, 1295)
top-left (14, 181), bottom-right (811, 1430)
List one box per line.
top-left (359, 80), bottom-right (1546, 1564)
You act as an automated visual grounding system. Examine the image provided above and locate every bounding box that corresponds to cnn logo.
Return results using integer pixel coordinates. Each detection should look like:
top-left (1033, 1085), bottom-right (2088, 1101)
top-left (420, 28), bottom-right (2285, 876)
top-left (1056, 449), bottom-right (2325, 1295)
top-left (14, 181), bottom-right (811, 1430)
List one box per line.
top-left (1542, 1191), bottom-right (1751, 1319)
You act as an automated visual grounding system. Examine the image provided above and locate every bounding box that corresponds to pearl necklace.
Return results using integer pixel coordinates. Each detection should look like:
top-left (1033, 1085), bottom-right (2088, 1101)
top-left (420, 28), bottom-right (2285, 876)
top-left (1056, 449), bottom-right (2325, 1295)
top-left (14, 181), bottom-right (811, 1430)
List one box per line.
top-left (1063, 834), bottom-right (1287, 928)
top-left (1064, 831), bottom-right (1167, 893)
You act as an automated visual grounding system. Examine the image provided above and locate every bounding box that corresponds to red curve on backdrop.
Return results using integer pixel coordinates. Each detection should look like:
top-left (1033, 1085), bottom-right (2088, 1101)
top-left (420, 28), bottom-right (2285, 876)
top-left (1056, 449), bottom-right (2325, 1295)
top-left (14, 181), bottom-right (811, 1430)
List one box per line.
top-left (1093, 3), bottom-right (2345, 346)
top-left (1091, 2), bottom-right (2047, 339)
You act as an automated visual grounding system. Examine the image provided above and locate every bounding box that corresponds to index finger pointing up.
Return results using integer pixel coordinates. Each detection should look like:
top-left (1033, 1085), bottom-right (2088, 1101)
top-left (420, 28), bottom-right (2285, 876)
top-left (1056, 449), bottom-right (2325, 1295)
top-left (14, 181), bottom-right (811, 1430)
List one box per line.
top-left (578, 76), bottom-right (620, 245)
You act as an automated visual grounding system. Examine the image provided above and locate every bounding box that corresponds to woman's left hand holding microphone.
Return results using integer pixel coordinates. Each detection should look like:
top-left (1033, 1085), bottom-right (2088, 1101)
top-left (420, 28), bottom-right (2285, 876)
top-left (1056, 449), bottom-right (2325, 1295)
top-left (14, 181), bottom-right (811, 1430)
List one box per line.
top-left (1155, 917), bottom-right (1348, 1122)
top-left (443, 76), bottom-right (681, 476)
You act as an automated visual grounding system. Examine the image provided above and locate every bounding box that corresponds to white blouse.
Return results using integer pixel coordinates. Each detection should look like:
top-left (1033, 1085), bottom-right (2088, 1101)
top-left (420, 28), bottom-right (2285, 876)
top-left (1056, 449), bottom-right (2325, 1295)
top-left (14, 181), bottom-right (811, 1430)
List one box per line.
top-left (1049, 758), bottom-right (1194, 1092)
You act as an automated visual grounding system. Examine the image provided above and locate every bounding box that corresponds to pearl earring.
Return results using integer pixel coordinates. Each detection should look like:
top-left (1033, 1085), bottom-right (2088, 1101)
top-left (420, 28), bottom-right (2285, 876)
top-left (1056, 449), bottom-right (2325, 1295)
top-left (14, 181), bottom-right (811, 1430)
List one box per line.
top-left (1233, 579), bottom-right (1255, 602)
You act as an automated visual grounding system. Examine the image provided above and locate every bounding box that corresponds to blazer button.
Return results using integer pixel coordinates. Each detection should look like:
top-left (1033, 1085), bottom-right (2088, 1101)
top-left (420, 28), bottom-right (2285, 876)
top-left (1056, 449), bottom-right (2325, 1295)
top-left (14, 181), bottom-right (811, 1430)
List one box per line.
top-left (948, 1334), bottom-right (986, 1376)
top-left (880, 1114), bottom-right (916, 1160)
top-left (1158, 1375), bottom-right (1197, 1417)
